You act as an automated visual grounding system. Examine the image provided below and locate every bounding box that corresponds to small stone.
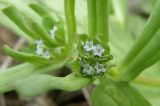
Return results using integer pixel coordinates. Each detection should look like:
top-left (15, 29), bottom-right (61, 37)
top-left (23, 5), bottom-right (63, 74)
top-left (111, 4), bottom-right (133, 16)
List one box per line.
top-left (83, 41), bottom-right (93, 52)
top-left (92, 44), bottom-right (105, 57)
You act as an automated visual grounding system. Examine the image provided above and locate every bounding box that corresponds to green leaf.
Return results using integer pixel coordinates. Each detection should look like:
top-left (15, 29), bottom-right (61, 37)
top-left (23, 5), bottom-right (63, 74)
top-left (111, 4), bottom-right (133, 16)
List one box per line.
top-left (42, 16), bottom-right (66, 45)
top-left (87, 0), bottom-right (97, 39)
top-left (96, 0), bottom-right (109, 43)
top-left (0, 60), bottom-right (65, 93)
top-left (134, 85), bottom-right (160, 106)
top-left (117, 28), bottom-right (160, 81)
top-left (29, 22), bottom-right (57, 47)
top-left (4, 45), bottom-right (51, 64)
top-left (42, 16), bottom-right (56, 33)
top-left (15, 73), bottom-right (91, 96)
top-left (64, 0), bottom-right (77, 45)
top-left (29, 3), bottom-right (51, 17)
top-left (2, 5), bottom-right (38, 39)
top-left (92, 79), bottom-right (151, 106)
top-left (118, 0), bottom-right (160, 69)
top-left (0, 63), bottom-right (42, 92)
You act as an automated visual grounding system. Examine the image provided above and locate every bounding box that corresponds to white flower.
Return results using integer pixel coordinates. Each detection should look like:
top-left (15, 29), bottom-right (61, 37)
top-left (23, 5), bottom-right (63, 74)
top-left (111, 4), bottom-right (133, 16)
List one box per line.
top-left (35, 39), bottom-right (44, 55)
top-left (94, 62), bottom-right (106, 74)
top-left (92, 44), bottom-right (105, 57)
top-left (84, 41), bottom-right (93, 52)
top-left (50, 26), bottom-right (58, 39)
top-left (42, 51), bottom-right (51, 59)
top-left (82, 63), bottom-right (93, 75)
top-left (35, 39), bottom-right (51, 59)
top-left (36, 46), bottom-right (44, 55)
top-left (35, 39), bottom-right (43, 46)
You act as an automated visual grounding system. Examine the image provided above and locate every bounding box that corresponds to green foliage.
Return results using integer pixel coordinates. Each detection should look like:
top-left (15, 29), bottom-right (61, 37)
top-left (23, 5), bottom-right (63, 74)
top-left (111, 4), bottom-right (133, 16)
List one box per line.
top-left (0, 62), bottom-right (65, 93)
top-left (4, 45), bottom-right (51, 64)
top-left (117, 0), bottom-right (160, 81)
top-left (92, 79), bottom-right (151, 106)
top-left (0, 0), bottom-right (160, 105)
top-left (64, 0), bottom-right (77, 45)
top-left (29, 3), bottom-right (51, 18)
top-left (15, 73), bottom-right (91, 96)
top-left (2, 5), bottom-right (38, 39)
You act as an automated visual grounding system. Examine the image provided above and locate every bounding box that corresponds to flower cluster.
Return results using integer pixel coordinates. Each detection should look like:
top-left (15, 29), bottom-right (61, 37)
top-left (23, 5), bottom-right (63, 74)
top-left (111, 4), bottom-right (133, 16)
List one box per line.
top-left (83, 41), bottom-right (105, 57)
top-left (80, 60), bottom-right (106, 76)
top-left (35, 26), bottom-right (58, 59)
top-left (80, 40), bottom-right (107, 76)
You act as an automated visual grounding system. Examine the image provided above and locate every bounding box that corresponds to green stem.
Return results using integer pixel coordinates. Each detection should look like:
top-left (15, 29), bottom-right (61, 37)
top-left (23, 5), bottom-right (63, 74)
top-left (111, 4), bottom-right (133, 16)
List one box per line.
top-left (87, 0), bottom-right (97, 39)
top-left (118, 0), bottom-right (160, 70)
top-left (96, 0), bottom-right (109, 42)
top-left (64, 0), bottom-right (77, 44)
top-left (117, 28), bottom-right (160, 81)
top-left (133, 75), bottom-right (160, 87)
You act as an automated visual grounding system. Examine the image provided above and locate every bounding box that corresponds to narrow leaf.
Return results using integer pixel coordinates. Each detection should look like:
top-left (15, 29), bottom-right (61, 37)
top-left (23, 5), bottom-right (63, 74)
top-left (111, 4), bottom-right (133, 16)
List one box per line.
top-left (30, 22), bottom-right (57, 47)
top-left (2, 5), bottom-right (38, 39)
top-left (15, 73), bottom-right (91, 96)
top-left (0, 61), bottom-right (65, 93)
top-left (117, 28), bottom-right (160, 81)
top-left (42, 16), bottom-right (56, 33)
top-left (29, 3), bottom-right (51, 17)
top-left (119, 0), bottom-right (160, 69)
top-left (4, 45), bottom-right (51, 64)
top-left (92, 79), bottom-right (151, 106)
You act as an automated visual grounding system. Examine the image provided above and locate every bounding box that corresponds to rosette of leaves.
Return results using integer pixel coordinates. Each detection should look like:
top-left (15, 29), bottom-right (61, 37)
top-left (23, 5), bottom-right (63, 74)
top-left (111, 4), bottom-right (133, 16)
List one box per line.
top-left (0, 0), bottom-right (160, 106)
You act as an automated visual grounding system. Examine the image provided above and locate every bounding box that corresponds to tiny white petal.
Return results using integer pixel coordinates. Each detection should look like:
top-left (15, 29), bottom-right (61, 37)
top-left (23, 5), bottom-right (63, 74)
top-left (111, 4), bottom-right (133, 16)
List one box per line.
top-left (42, 51), bottom-right (51, 59)
top-left (36, 46), bottom-right (44, 55)
top-left (35, 39), bottom-right (44, 55)
top-left (35, 39), bottom-right (43, 45)
top-left (84, 41), bottom-right (93, 52)
top-left (50, 26), bottom-right (58, 39)
top-left (94, 62), bottom-right (106, 74)
top-left (82, 64), bottom-right (93, 75)
top-left (92, 44), bottom-right (105, 57)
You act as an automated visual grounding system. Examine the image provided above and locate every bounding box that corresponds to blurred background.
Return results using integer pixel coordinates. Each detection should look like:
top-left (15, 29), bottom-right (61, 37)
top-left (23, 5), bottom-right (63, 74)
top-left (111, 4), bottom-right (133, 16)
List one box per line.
top-left (0, 0), bottom-right (158, 106)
